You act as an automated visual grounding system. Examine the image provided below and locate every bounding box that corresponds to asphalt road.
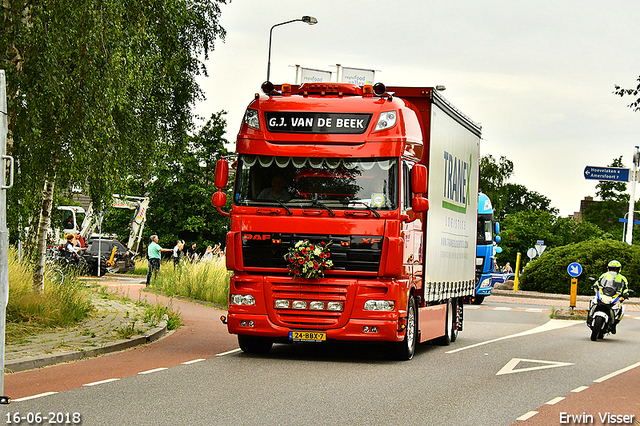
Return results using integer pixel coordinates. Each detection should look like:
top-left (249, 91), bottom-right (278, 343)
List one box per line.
top-left (6, 293), bottom-right (639, 426)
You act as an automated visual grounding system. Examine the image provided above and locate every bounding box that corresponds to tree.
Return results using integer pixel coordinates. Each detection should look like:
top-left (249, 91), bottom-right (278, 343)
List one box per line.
top-left (498, 210), bottom-right (603, 267)
top-left (142, 112), bottom-right (232, 249)
top-left (582, 157), bottom-right (629, 241)
top-left (1, 0), bottom-right (227, 291)
top-left (614, 76), bottom-right (640, 112)
top-left (479, 154), bottom-right (557, 220)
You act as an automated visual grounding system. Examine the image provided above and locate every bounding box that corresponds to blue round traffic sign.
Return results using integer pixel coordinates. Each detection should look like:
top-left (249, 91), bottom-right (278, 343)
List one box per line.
top-left (567, 262), bottom-right (583, 277)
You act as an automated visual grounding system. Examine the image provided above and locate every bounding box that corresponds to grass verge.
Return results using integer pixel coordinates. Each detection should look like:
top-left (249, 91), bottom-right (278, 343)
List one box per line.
top-left (147, 257), bottom-right (231, 308)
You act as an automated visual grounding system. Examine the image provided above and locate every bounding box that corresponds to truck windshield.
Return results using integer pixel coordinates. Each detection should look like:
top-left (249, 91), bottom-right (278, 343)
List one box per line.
top-left (234, 155), bottom-right (398, 210)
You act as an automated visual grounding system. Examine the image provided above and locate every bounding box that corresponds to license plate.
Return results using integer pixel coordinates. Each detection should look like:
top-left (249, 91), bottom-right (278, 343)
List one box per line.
top-left (289, 331), bottom-right (326, 342)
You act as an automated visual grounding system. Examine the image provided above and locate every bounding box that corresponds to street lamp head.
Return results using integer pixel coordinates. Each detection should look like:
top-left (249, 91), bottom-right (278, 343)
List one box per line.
top-left (302, 16), bottom-right (318, 25)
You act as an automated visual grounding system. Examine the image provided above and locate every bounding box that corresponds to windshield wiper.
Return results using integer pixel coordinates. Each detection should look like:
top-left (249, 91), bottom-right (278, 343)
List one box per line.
top-left (311, 193), bottom-right (335, 217)
top-left (273, 198), bottom-right (292, 216)
top-left (343, 200), bottom-right (380, 218)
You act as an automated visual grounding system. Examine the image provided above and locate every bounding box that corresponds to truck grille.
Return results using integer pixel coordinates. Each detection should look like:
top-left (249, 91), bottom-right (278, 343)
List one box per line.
top-left (242, 233), bottom-right (382, 273)
top-left (266, 279), bottom-right (353, 329)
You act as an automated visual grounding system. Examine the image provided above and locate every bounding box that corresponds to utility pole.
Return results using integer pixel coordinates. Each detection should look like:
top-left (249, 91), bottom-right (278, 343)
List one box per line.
top-left (1, 70), bottom-right (15, 405)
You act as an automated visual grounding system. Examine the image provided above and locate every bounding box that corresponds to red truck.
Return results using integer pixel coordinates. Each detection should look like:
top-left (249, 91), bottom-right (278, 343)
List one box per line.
top-left (213, 81), bottom-right (481, 360)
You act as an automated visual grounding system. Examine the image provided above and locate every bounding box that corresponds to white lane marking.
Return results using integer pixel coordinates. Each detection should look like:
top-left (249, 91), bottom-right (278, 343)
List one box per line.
top-left (182, 359), bottom-right (205, 365)
top-left (83, 378), bottom-right (120, 387)
top-left (138, 367), bottom-right (168, 375)
top-left (217, 348), bottom-right (242, 357)
top-left (447, 319), bottom-right (581, 354)
top-left (496, 358), bottom-right (574, 376)
top-left (525, 308), bottom-right (543, 312)
top-left (546, 396), bottom-right (565, 405)
top-left (493, 307), bottom-right (512, 311)
top-left (593, 360), bottom-right (640, 383)
top-left (12, 392), bottom-right (58, 402)
top-left (571, 386), bottom-right (589, 393)
top-left (516, 411), bottom-right (538, 421)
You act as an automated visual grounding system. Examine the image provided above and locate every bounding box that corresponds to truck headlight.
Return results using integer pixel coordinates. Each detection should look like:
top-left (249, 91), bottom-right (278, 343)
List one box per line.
top-left (374, 111), bottom-right (397, 131)
top-left (364, 300), bottom-right (395, 311)
top-left (230, 294), bottom-right (255, 306)
top-left (480, 278), bottom-right (492, 288)
top-left (244, 109), bottom-right (260, 129)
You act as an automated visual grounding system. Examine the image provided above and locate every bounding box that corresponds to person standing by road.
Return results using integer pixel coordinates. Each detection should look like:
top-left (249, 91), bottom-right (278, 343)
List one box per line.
top-left (172, 240), bottom-right (184, 269)
top-left (147, 235), bottom-right (172, 287)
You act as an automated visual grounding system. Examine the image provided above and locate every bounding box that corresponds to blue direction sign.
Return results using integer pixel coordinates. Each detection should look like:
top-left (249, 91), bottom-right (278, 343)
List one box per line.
top-left (567, 262), bottom-right (583, 277)
top-left (584, 166), bottom-right (630, 182)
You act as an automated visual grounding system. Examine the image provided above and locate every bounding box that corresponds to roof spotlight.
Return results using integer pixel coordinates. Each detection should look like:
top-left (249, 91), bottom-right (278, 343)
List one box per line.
top-left (373, 82), bottom-right (386, 96)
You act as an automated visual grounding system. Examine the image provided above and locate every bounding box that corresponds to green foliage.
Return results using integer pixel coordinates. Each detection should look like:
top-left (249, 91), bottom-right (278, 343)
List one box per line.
top-left (498, 210), bottom-right (604, 266)
top-left (2, 0), bottom-right (227, 266)
top-left (7, 248), bottom-right (93, 341)
top-left (142, 112), bottom-right (231, 248)
top-left (581, 157), bottom-right (630, 242)
top-left (479, 154), bottom-right (556, 220)
top-left (520, 239), bottom-right (640, 295)
top-left (614, 76), bottom-right (640, 112)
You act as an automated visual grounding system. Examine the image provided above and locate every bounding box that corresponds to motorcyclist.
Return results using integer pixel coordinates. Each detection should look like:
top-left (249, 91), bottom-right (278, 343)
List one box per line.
top-left (597, 260), bottom-right (630, 334)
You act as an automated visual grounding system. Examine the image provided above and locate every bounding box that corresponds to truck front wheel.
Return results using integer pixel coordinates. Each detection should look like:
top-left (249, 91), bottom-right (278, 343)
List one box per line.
top-left (238, 335), bottom-right (273, 354)
top-left (387, 296), bottom-right (417, 361)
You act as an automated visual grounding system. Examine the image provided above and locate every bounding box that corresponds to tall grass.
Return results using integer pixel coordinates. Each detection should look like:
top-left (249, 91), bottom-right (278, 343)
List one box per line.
top-left (149, 257), bottom-right (231, 307)
top-left (7, 249), bottom-right (93, 342)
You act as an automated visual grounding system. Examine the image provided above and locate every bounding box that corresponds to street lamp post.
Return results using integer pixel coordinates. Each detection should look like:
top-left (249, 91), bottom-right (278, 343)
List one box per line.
top-left (266, 16), bottom-right (318, 82)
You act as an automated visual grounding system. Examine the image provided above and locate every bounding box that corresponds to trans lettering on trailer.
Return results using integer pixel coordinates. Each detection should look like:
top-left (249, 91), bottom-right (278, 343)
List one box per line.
top-left (443, 151), bottom-right (472, 214)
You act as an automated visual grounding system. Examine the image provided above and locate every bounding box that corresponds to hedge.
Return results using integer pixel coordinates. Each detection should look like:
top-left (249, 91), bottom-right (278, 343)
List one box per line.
top-left (519, 239), bottom-right (639, 295)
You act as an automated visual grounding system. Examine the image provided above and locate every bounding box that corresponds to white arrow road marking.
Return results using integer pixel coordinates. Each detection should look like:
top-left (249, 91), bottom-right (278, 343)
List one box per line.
top-left (496, 358), bottom-right (574, 376)
top-left (447, 319), bottom-right (581, 354)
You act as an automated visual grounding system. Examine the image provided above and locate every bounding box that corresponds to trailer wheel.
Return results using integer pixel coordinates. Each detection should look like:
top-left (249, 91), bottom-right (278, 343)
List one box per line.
top-left (238, 335), bottom-right (273, 354)
top-left (437, 299), bottom-right (457, 346)
top-left (386, 296), bottom-right (417, 361)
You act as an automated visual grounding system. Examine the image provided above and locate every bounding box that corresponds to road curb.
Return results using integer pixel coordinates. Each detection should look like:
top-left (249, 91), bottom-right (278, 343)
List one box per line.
top-left (5, 321), bottom-right (167, 374)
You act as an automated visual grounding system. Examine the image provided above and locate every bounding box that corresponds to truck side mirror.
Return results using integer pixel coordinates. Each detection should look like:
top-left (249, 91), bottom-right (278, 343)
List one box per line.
top-left (495, 235), bottom-right (501, 243)
top-left (411, 164), bottom-right (427, 194)
top-left (412, 196), bottom-right (429, 213)
top-left (215, 159), bottom-right (229, 189)
top-left (494, 222), bottom-right (500, 235)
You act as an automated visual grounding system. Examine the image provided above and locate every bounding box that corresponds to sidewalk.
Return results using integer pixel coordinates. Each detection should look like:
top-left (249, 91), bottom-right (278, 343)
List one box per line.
top-left (4, 282), bottom-right (167, 373)
top-left (490, 288), bottom-right (640, 312)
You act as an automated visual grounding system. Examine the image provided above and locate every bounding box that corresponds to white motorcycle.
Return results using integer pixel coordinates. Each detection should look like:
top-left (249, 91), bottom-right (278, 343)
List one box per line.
top-left (586, 277), bottom-right (634, 341)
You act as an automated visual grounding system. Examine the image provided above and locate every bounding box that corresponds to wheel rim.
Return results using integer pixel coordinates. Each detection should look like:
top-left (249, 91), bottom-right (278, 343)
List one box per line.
top-left (407, 304), bottom-right (416, 349)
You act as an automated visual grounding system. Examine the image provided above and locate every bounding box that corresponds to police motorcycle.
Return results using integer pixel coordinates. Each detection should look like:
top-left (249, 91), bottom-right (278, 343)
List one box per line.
top-left (586, 276), bottom-right (634, 341)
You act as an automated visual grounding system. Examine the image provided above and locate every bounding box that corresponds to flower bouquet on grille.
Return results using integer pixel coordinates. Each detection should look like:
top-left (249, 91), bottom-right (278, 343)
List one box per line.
top-left (284, 240), bottom-right (333, 279)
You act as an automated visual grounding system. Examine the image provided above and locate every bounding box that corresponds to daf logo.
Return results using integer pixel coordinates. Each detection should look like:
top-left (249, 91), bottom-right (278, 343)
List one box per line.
top-left (243, 234), bottom-right (271, 241)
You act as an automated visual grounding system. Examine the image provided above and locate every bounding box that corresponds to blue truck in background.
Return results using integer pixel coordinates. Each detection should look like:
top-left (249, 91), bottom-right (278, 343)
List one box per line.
top-left (473, 193), bottom-right (501, 304)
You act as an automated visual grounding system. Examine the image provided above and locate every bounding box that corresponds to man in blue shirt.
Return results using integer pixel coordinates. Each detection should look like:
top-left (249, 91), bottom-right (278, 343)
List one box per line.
top-left (146, 235), bottom-right (172, 286)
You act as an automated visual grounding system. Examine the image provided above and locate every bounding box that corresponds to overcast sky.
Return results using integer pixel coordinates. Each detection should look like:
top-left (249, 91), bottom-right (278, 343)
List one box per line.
top-left (194, 0), bottom-right (640, 217)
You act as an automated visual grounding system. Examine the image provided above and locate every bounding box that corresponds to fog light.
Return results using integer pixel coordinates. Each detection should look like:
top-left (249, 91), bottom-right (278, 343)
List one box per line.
top-left (364, 300), bottom-right (395, 311)
top-left (371, 326), bottom-right (378, 333)
top-left (292, 300), bottom-right (307, 310)
top-left (363, 326), bottom-right (370, 333)
top-left (275, 300), bottom-right (290, 309)
top-left (327, 302), bottom-right (343, 311)
top-left (230, 294), bottom-right (255, 306)
top-left (310, 301), bottom-right (324, 310)
top-left (240, 320), bottom-right (247, 327)
top-left (248, 321), bottom-right (254, 327)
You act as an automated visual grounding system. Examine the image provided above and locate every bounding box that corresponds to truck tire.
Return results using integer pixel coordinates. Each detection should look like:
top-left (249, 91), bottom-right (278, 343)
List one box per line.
top-left (437, 299), bottom-right (458, 346)
top-left (238, 335), bottom-right (273, 354)
top-left (590, 316), bottom-right (604, 341)
top-left (386, 296), bottom-right (417, 361)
